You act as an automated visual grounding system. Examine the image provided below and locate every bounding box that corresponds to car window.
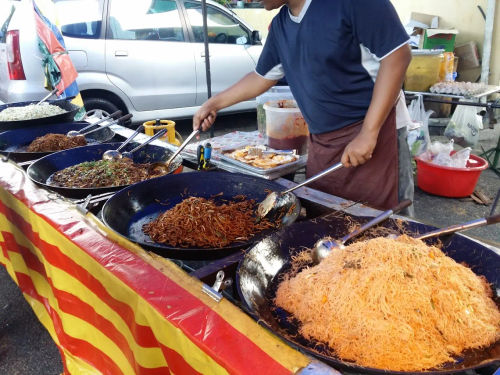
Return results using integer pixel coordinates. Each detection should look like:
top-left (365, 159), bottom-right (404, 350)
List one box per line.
top-left (183, 1), bottom-right (250, 45)
top-left (55, 0), bottom-right (104, 39)
top-left (108, 0), bottom-right (185, 42)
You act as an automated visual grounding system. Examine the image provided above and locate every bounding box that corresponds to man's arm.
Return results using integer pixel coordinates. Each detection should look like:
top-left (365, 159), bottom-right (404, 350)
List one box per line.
top-left (341, 44), bottom-right (411, 167)
top-left (193, 72), bottom-right (277, 132)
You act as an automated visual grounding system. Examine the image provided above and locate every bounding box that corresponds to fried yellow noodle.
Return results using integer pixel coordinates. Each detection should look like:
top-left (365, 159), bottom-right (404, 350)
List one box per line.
top-left (275, 235), bottom-right (500, 371)
top-left (143, 196), bottom-right (278, 248)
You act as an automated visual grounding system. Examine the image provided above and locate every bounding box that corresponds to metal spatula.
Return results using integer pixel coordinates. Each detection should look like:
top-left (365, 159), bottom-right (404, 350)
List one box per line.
top-left (257, 162), bottom-right (344, 221)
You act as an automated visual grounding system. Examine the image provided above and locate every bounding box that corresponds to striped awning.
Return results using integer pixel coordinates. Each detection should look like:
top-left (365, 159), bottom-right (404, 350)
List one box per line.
top-left (0, 160), bottom-right (311, 374)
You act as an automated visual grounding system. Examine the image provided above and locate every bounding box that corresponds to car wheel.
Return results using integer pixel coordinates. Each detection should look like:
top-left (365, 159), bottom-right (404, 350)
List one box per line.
top-left (84, 97), bottom-right (121, 119)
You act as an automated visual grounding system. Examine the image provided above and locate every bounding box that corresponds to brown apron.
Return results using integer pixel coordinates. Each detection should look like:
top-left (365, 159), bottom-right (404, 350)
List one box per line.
top-left (306, 109), bottom-right (398, 210)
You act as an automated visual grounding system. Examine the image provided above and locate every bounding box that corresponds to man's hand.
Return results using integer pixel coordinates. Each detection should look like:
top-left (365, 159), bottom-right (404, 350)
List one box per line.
top-left (341, 129), bottom-right (378, 167)
top-left (193, 102), bottom-right (217, 132)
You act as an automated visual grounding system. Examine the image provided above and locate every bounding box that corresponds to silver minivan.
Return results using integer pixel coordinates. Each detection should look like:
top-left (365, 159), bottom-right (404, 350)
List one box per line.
top-left (0, 0), bottom-right (262, 122)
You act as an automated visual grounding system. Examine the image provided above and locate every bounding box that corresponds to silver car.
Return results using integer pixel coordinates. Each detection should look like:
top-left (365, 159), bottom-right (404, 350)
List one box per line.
top-left (0, 0), bottom-right (262, 122)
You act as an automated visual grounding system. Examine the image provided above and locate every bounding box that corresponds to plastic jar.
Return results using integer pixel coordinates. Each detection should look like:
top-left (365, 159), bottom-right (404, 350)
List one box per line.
top-left (263, 100), bottom-right (309, 154)
top-left (256, 86), bottom-right (294, 135)
top-left (404, 49), bottom-right (445, 92)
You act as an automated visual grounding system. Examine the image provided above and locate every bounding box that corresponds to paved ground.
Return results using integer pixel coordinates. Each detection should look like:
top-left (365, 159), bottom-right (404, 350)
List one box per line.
top-left (0, 111), bottom-right (499, 374)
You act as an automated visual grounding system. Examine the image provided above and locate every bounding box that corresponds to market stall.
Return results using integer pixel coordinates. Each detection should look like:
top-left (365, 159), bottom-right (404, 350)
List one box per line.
top-left (0, 115), bottom-right (499, 374)
top-left (0, 159), bottom-right (328, 375)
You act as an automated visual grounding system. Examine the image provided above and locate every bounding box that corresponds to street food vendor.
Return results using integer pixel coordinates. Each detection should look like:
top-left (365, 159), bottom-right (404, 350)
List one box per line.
top-left (193, 0), bottom-right (413, 212)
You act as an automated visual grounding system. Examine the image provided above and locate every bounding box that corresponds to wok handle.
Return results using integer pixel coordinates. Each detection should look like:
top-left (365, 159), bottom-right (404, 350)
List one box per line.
top-left (283, 162), bottom-right (343, 194)
top-left (165, 129), bottom-right (200, 166)
top-left (416, 214), bottom-right (500, 240)
top-left (339, 199), bottom-right (412, 245)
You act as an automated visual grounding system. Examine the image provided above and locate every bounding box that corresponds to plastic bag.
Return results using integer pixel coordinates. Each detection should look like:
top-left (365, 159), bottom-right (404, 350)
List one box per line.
top-left (420, 140), bottom-right (454, 166)
top-left (407, 95), bottom-right (432, 156)
top-left (450, 147), bottom-right (471, 168)
top-left (419, 140), bottom-right (471, 168)
top-left (444, 102), bottom-right (483, 147)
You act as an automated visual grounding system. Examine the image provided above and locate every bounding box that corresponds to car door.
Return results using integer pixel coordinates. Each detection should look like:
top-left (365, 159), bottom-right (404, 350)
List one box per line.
top-left (105, 0), bottom-right (197, 111)
top-left (181, 1), bottom-right (260, 106)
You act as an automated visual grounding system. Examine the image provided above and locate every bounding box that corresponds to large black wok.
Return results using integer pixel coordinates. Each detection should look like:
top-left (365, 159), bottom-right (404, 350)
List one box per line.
top-left (237, 212), bottom-right (500, 374)
top-left (0, 121), bottom-right (115, 162)
top-left (26, 142), bottom-right (183, 199)
top-left (101, 171), bottom-right (301, 260)
top-left (0, 98), bottom-right (80, 131)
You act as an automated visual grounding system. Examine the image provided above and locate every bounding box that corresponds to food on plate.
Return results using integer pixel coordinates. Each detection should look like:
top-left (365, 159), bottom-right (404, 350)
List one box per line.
top-left (49, 158), bottom-right (168, 188)
top-left (0, 103), bottom-right (66, 121)
top-left (275, 236), bottom-right (500, 371)
top-left (143, 196), bottom-right (279, 248)
top-left (26, 133), bottom-right (87, 152)
top-left (225, 146), bottom-right (298, 169)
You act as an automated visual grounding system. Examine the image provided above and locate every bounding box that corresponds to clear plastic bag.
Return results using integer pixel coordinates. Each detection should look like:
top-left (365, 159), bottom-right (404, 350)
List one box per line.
top-left (407, 95), bottom-right (432, 156)
top-left (450, 147), bottom-right (471, 168)
top-left (444, 102), bottom-right (483, 147)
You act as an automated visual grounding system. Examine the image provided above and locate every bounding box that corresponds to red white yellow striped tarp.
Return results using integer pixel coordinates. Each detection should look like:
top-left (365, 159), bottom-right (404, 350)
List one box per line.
top-left (0, 161), bottom-right (312, 374)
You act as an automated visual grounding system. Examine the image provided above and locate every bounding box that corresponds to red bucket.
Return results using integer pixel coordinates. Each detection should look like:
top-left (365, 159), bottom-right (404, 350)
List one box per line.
top-left (415, 153), bottom-right (489, 197)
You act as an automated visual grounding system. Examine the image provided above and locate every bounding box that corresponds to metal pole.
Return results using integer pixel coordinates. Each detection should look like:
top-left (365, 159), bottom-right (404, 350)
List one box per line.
top-left (480, 0), bottom-right (496, 85)
top-left (201, 0), bottom-right (215, 138)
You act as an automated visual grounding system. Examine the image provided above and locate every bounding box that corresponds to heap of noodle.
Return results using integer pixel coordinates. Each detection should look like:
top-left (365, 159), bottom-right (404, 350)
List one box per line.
top-left (275, 235), bottom-right (500, 371)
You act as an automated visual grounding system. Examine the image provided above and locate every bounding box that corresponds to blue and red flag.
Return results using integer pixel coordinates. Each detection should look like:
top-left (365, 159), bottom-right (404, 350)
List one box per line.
top-left (33, 0), bottom-right (85, 120)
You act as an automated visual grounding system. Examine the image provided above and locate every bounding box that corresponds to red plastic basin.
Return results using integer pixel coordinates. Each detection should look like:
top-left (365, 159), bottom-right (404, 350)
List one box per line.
top-left (415, 153), bottom-right (489, 197)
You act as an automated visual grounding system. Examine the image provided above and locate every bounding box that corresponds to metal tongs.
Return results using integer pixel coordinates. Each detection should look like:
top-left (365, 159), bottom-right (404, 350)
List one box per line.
top-left (247, 147), bottom-right (296, 157)
top-left (257, 162), bottom-right (344, 221)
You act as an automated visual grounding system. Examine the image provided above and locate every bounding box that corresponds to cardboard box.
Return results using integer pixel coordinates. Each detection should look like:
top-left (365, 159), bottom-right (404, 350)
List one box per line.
top-left (454, 41), bottom-right (481, 69)
top-left (406, 12), bottom-right (440, 49)
top-left (421, 29), bottom-right (459, 52)
top-left (407, 12), bottom-right (439, 29)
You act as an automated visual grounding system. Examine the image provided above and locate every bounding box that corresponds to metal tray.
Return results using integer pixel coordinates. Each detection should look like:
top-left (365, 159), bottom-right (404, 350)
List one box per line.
top-left (215, 151), bottom-right (307, 176)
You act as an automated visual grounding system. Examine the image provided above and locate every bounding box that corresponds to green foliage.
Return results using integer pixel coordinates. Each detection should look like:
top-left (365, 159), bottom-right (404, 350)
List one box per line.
top-left (214, 0), bottom-right (232, 7)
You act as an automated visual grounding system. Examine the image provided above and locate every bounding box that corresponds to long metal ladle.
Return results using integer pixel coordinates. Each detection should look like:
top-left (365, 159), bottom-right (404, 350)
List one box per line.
top-left (313, 199), bottom-right (412, 263)
top-left (35, 88), bottom-right (58, 105)
top-left (315, 212), bottom-right (500, 263)
top-left (415, 213), bottom-right (500, 240)
top-left (67, 110), bottom-right (122, 137)
top-left (257, 162), bottom-right (344, 220)
top-left (148, 129), bottom-right (200, 174)
top-left (67, 113), bottom-right (130, 139)
top-left (118, 128), bottom-right (167, 160)
top-left (102, 124), bottom-right (144, 160)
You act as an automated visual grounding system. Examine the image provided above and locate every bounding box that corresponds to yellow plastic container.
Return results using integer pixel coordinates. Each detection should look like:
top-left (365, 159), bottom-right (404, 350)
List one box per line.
top-left (143, 119), bottom-right (181, 146)
top-left (404, 50), bottom-right (444, 92)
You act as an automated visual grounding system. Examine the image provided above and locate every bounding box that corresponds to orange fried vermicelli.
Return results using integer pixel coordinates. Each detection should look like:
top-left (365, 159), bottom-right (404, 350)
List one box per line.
top-left (143, 196), bottom-right (278, 248)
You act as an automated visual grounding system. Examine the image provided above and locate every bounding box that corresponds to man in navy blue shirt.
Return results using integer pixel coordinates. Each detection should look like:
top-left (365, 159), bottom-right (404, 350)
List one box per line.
top-left (193, 0), bottom-right (412, 211)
